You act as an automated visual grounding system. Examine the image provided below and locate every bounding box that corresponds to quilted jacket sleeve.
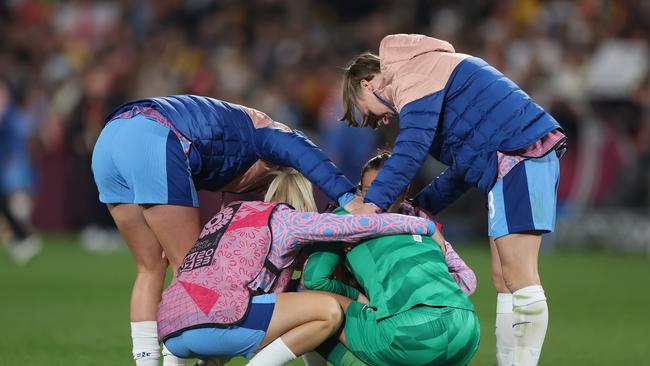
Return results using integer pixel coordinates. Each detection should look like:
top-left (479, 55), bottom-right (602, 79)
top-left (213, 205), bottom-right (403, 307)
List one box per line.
top-left (252, 125), bottom-right (355, 201)
top-left (414, 167), bottom-right (471, 215)
top-left (364, 92), bottom-right (443, 210)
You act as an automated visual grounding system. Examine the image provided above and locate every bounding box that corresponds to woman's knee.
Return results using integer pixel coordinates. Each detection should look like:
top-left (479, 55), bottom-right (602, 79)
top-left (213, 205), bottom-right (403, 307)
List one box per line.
top-left (494, 233), bottom-right (542, 291)
top-left (320, 296), bottom-right (344, 333)
top-left (135, 254), bottom-right (168, 278)
top-left (500, 263), bottom-right (540, 292)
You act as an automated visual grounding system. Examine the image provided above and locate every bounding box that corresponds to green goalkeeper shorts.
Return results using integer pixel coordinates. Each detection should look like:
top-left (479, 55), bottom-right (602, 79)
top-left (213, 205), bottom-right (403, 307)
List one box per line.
top-left (344, 302), bottom-right (480, 366)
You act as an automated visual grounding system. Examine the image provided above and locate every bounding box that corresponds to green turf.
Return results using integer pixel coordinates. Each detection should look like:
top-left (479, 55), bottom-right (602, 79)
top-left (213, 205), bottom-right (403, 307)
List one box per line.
top-left (1, 235), bottom-right (648, 365)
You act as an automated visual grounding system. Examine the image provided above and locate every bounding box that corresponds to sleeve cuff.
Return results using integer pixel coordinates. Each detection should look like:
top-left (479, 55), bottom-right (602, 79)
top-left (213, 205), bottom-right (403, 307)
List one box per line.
top-left (426, 220), bottom-right (437, 236)
top-left (337, 192), bottom-right (356, 208)
top-left (345, 286), bottom-right (360, 300)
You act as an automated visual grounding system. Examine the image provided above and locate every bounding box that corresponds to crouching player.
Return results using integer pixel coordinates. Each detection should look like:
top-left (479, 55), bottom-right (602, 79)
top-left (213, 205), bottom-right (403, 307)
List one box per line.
top-left (156, 168), bottom-right (440, 366)
top-left (300, 152), bottom-right (480, 366)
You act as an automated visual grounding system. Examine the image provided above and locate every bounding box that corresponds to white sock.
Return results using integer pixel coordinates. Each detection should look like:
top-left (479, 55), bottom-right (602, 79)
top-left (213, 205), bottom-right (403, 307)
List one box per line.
top-left (512, 285), bottom-right (548, 366)
top-left (131, 321), bottom-right (161, 366)
top-left (302, 351), bottom-right (327, 366)
top-left (246, 337), bottom-right (297, 366)
top-left (495, 293), bottom-right (515, 366)
top-left (162, 343), bottom-right (186, 366)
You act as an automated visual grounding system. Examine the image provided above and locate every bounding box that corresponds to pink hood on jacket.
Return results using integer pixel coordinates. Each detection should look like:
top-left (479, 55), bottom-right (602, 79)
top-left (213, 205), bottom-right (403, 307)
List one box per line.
top-left (380, 34), bottom-right (455, 72)
top-left (377, 34), bottom-right (468, 111)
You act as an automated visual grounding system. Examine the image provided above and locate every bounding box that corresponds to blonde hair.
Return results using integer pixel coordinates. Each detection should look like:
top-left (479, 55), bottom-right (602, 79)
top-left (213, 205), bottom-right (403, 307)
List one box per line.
top-left (264, 168), bottom-right (318, 212)
top-left (341, 52), bottom-right (382, 129)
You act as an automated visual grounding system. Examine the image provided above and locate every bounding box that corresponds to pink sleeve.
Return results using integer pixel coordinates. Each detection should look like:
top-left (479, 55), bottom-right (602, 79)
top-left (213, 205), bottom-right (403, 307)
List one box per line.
top-left (270, 206), bottom-right (429, 249)
top-left (444, 242), bottom-right (477, 296)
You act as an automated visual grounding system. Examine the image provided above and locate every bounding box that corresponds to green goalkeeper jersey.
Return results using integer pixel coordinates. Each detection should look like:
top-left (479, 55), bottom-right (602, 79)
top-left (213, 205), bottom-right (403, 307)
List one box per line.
top-left (303, 208), bottom-right (474, 320)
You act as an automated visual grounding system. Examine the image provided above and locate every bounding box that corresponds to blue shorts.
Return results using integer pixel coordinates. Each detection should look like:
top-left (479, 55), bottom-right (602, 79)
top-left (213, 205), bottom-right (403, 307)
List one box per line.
top-left (164, 294), bottom-right (276, 359)
top-left (91, 115), bottom-right (198, 207)
top-left (0, 151), bottom-right (35, 193)
top-left (487, 152), bottom-right (560, 239)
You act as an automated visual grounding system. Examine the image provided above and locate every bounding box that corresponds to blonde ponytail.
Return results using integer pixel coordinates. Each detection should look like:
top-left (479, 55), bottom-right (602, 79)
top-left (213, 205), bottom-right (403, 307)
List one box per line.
top-left (264, 168), bottom-right (317, 212)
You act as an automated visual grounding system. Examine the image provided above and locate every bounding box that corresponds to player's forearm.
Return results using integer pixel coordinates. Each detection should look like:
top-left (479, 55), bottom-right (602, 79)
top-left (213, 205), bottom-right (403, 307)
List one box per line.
top-left (445, 242), bottom-right (477, 295)
top-left (276, 208), bottom-right (431, 244)
top-left (302, 252), bottom-right (360, 299)
top-left (304, 277), bottom-right (360, 299)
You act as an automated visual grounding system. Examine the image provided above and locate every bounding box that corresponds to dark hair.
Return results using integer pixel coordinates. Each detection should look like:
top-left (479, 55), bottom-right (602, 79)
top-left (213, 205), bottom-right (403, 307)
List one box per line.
top-left (359, 151), bottom-right (391, 189)
top-left (341, 52), bottom-right (382, 129)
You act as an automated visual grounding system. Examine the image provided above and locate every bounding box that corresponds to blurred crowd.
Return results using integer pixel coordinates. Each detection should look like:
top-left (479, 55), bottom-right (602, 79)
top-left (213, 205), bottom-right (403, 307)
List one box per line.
top-left (1, 0), bottom-right (649, 253)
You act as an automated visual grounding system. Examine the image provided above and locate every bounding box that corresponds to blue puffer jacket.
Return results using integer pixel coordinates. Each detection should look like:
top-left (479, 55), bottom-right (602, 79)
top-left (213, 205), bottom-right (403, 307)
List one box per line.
top-left (364, 35), bottom-right (562, 214)
top-left (105, 95), bottom-right (355, 200)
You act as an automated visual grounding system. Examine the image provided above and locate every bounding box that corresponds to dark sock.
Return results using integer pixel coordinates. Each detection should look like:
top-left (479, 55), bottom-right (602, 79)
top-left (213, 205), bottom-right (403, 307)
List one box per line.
top-left (316, 340), bottom-right (368, 366)
top-left (0, 193), bottom-right (29, 241)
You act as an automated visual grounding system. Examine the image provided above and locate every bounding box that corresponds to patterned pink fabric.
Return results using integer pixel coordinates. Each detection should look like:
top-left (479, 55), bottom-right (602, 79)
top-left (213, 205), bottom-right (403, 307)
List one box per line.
top-left (110, 105), bottom-right (192, 155)
top-left (157, 201), bottom-right (432, 341)
top-left (251, 206), bottom-right (431, 292)
top-left (158, 201), bottom-right (278, 341)
top-left (496, 129), bottom-right (567, 179)
top-left (520, 129), bottom-right (567, 157)
top-left (179, 281), bottom-right (221, 316)
top-left (397, 201), bottom-right (443, 233)
top-left (444, 242), bottom-right (477, 296)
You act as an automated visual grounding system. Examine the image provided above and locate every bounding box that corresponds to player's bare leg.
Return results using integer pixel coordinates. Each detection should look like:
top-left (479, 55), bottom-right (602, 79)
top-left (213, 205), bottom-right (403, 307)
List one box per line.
top-left (495, 232), bottom-right (547, 366)
top-left (109, 204), bottom-right (167, 365)
top-left (491, 236), bottom-right (515, 365)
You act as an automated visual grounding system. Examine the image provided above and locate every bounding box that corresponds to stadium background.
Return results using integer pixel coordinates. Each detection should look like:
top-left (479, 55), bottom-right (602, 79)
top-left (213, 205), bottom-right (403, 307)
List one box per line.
top-left (1, 0), bottom-right (649, 365)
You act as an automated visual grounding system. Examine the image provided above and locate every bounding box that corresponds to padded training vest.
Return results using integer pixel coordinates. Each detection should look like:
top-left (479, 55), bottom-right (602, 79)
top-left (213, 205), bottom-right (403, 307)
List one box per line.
top-left (157, 201), bottom-right (292, 341)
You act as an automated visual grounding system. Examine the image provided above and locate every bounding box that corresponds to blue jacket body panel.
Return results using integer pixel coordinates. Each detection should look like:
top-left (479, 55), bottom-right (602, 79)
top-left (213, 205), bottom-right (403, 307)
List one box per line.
top-left (105, 95), bottom-right (354, 200)
top-left (364, 57), bottom-right (561, 213)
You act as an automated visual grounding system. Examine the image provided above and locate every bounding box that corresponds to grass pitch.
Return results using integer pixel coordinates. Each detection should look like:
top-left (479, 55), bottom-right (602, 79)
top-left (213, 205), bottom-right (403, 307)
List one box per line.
top-left (1, 235), bottom-right (648, 365)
